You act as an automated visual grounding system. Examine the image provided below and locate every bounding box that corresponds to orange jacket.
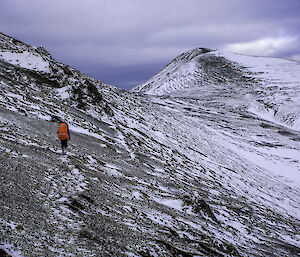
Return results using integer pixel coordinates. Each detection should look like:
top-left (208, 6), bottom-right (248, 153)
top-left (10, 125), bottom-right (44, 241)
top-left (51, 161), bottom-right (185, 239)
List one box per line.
top-left (58, 122), bottom-right (70, 140)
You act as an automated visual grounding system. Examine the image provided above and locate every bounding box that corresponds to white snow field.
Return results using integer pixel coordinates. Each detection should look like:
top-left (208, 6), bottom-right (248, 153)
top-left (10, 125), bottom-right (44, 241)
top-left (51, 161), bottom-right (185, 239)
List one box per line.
top-left (0, 50), bottom-right (50, 72)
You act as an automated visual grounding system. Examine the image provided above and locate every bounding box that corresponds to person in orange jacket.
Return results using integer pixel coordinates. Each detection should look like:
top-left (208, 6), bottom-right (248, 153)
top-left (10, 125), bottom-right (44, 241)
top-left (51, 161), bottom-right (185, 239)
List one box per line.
top-left (58, 121), bottom-right (71, 154)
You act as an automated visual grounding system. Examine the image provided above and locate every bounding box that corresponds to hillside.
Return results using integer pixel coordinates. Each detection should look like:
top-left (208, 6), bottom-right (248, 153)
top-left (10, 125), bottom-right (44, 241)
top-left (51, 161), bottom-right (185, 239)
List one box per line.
top-left (1, 32), bottom-right (300, 256)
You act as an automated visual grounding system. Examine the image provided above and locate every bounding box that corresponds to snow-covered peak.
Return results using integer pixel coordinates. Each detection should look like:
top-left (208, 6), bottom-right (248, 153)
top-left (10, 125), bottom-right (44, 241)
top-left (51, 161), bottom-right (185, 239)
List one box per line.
top-left (131, 47), bottom-right (214, 95)
top-left (132, 48), bottom-right (300, 130)
top-left (132, 48), bottom-right (299, 97)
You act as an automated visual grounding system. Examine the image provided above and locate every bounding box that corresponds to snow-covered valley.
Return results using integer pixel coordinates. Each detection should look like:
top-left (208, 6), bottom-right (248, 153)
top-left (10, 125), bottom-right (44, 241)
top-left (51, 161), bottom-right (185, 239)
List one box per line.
top-left (0, 32), bottom-right (299, 256)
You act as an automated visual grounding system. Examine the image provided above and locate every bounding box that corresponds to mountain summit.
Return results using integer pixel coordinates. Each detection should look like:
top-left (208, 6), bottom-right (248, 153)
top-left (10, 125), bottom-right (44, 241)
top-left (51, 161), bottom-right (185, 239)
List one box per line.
top-left (1, 33), bottom-right (300, 256)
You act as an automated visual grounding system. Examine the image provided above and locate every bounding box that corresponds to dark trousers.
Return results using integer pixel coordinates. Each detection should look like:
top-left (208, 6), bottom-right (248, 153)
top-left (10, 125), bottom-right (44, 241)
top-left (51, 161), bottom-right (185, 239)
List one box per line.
top-left (60, 139), bottom-right (68, 150)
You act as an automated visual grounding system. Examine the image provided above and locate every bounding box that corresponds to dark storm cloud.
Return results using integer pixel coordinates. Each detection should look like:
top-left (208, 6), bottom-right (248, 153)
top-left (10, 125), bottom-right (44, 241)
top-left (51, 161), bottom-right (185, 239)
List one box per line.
top-left (1, 0), bottom-right (300, 89)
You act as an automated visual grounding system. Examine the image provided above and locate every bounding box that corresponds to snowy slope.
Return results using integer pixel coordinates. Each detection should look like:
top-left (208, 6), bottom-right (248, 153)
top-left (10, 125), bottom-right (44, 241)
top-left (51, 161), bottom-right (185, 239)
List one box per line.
top-left (0, 33), bottom-right (52, 73)
top-left (0, 50), bottom-right (50, 72)
top-left (1, 33), bottom-right (300, 257)
top-left (132, 47), bottom-right (300, 184)
top-left (132, 48), bottom-right (214, 95)
top-left (219, 51), bottom-right (300, 130)
top-left (132, 48), bottom-right (300, 131)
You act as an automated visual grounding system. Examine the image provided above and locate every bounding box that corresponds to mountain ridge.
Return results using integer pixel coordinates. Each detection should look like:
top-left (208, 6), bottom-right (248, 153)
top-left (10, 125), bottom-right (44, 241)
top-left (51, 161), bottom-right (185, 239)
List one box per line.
top-left (132, 47), bottom-right (300, 131)
top-left (0, 32), bottom-right (300, 256)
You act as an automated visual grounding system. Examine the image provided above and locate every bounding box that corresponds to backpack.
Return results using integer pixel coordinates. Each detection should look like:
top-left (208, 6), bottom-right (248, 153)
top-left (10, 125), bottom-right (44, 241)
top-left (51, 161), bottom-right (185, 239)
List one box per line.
top-left (58, 122), bottom-right (69, 140)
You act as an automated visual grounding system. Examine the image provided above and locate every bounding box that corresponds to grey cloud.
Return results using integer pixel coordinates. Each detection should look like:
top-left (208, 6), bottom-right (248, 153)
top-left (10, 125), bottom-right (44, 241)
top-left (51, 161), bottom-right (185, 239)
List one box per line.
top-left (1, 0), bottom-right (300, 89)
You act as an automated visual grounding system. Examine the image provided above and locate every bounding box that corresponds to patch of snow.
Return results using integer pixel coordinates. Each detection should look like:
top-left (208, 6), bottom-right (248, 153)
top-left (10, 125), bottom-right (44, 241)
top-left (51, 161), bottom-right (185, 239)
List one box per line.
top-left (56, 86), bottom-right (72, 99)
top-left (157, 198), bottom-right (183, 211)
top-left (5, 92), bottom-right (23, 100)
top-left (115, 130), bottom-right (136, 160)
top-left (132, 191), bottom-right (142, 200)
top-left (37, 114), bottom-right (52, 121)
top-left (69, 124), bottom-right (105, 141)
top-left (104, 163), bottom-right (122, 177)
top-left (87, 155), bottom-right (97, 164)
top-left (239, 147), bottom-right (300, 186)
top-left (0, 50), bottom-right (50, 73)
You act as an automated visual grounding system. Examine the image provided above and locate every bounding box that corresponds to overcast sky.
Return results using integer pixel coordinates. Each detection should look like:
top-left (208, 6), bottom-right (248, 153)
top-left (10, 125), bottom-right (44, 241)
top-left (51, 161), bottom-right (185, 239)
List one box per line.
top-left (1, 0), bottom-right (300, 90)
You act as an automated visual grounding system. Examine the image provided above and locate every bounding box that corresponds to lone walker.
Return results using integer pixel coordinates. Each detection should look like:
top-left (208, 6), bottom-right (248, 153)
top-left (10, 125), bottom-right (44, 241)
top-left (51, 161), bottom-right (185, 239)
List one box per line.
top-left (58, 121), bottom-right (70, 154)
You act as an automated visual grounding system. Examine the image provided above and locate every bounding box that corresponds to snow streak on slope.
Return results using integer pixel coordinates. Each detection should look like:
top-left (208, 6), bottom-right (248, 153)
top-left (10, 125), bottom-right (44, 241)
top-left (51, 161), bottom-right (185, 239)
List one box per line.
top-left (1, 33), bottom-right (300, 256)
top-left (0, 50), bottom-right (50, 72)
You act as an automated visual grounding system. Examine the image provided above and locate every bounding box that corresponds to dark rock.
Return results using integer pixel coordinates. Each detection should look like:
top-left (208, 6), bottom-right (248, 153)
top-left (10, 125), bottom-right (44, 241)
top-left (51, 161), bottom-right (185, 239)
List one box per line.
top-left (0, 249), bottom-right (12, 257)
